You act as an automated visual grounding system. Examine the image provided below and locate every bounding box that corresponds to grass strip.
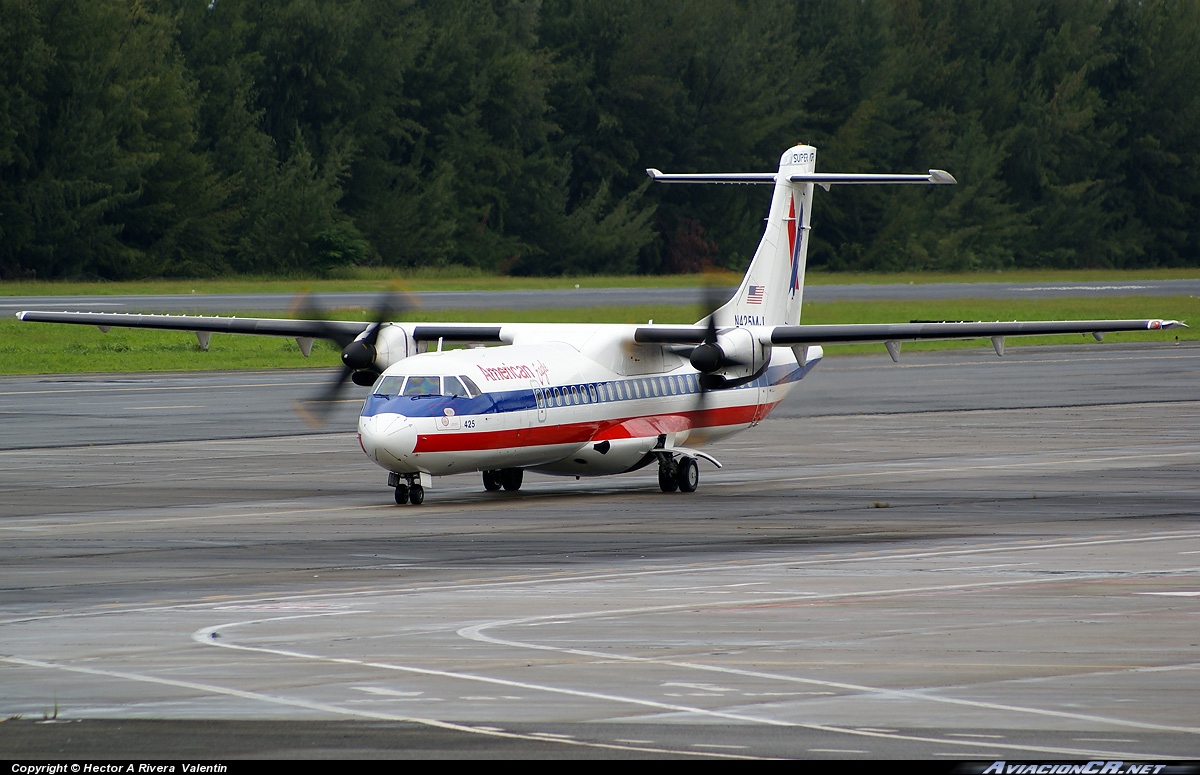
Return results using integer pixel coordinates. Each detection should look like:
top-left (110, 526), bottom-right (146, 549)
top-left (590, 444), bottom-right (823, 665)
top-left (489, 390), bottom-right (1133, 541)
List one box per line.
top-left (3, 268), bottom-right (1200, 296)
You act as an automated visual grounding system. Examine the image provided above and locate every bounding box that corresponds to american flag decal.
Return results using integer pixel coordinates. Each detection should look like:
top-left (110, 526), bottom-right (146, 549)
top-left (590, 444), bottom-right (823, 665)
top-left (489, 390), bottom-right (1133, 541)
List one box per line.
top-left (746, 285), bottom-right (764, 304)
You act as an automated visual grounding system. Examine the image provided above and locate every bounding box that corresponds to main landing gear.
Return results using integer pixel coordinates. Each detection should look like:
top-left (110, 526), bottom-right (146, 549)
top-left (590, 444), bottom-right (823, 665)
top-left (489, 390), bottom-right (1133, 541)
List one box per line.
top-left (657, 455), bottom-right (698, 493)
top-left (482, 468), bottom-right (523, 492)
top-left (654, 446), bottom-right (719, 494)
top-left (389, 472), bottom-right (426, 506)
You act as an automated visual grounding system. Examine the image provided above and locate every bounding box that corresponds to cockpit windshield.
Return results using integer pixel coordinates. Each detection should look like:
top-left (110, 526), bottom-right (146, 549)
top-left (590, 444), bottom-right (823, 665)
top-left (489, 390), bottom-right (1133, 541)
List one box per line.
top-left (372, 375), bottom-right (405, 396)
top-left (403, 376), bottom-right (441, 396)
top-left (371, 374), bottom-right (480, 399)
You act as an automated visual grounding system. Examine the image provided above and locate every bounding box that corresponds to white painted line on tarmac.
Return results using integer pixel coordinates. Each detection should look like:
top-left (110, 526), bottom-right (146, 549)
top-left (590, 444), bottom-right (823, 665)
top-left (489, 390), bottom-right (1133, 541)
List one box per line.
top-left (184, 614), bottom-right (1162, 759)
top-left (0, 650), bottom-right (750, 760)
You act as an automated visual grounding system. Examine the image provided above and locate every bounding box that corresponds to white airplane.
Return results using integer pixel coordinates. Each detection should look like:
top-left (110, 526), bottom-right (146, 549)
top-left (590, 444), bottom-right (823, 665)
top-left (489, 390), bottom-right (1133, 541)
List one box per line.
top-left (18, 144), bottom-right (1185, 505)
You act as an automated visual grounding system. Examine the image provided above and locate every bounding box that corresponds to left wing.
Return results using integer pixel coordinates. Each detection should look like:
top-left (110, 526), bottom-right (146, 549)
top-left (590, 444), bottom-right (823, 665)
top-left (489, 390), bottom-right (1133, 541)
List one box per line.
top-left (636, 317), bottom-right (1186, 365)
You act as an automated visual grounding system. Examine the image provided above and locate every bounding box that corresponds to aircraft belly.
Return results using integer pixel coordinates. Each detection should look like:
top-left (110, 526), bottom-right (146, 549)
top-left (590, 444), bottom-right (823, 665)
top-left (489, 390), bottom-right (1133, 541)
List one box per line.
top-left (529, 437), bottom-right (658, 476)
top-left (416, 443), bottom-right (588, 473)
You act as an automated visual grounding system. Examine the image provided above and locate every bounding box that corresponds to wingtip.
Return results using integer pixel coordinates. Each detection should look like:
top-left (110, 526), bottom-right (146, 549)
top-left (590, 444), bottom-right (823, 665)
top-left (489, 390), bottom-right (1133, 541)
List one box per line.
top-left (928, 169), bottom-right (957, 185)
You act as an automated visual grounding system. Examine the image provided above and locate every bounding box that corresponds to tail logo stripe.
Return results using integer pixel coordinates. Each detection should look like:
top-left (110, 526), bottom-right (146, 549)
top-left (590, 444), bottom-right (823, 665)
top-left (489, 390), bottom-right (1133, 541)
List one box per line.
top-left (788, 197), bottom-right (804, 298)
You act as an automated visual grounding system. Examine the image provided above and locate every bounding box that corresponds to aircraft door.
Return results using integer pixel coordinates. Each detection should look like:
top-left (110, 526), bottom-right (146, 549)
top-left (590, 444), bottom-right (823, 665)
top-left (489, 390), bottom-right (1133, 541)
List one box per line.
top-left (751, 383), bottom-right (771, 426)
top-left (531, 381), bottom-right (547, 423)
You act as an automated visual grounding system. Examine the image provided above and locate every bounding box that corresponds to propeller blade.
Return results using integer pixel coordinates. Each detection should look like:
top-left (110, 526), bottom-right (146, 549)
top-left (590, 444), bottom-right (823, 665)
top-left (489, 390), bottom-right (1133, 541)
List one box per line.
top-left (292, 289), bottom-right (410, 427)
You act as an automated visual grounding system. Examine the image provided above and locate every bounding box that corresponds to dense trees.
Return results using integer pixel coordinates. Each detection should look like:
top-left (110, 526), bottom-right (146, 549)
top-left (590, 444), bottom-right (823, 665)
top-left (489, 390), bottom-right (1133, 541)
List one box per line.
top-left (1, 0), bottom-right (1197, 279)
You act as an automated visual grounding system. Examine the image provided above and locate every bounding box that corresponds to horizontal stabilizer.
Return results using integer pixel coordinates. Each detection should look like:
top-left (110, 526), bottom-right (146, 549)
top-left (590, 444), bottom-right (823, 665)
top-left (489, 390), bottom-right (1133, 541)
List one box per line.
top-left (789, 170), bottom-right (957, 187)
top-left (645, 169), bottom-right (776, 185)
top-left (646, 169), bottom-right (956, 187)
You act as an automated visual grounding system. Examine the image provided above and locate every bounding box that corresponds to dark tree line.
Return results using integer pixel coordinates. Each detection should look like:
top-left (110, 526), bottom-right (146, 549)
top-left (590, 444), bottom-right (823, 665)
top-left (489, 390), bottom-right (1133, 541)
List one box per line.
top-left (2, 0), bottom-right (1198, 280)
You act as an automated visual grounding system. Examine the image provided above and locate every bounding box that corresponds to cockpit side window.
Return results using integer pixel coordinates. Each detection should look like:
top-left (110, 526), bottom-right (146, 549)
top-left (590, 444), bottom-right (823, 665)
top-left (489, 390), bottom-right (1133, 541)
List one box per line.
top-left (403, 376), bottom-right (441, 396)
top-left (459, 374), bottom-right (482, 396)
top-left (443, 375), bottom-right (467, 397)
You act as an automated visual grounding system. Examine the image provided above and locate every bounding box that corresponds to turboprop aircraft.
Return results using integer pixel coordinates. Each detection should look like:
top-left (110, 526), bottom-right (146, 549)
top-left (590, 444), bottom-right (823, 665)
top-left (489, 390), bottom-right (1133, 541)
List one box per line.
top-left (17, 144), bottom-right (1185, 505)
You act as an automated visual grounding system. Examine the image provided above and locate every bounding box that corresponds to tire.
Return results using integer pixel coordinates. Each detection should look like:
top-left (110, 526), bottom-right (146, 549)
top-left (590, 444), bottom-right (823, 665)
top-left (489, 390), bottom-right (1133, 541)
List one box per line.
top-left (676, 457), bottom-right (699, 493)
top-left (482, 470), bottom-right (502, 491)
top-left (409, 484), bottom-right (425, 505)
top-left (658, 463), bottom-right (678, 493)
top-left (500, 467), bottom-right (523, 491)
top-left (394, 484), bottom-right (409, 505)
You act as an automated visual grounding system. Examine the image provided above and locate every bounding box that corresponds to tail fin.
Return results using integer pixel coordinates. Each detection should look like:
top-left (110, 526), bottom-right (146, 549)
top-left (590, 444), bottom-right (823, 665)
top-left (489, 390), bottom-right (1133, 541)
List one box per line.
top-left (647, 146), bottom-right (955, 328)
top-left (713, 146), bottom-right (816, 328)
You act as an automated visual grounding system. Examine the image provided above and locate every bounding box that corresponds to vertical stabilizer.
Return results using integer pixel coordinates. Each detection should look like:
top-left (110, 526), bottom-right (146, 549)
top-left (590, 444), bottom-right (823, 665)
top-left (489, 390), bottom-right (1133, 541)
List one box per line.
top-left (645, 148), bottom-right (954, 330)
top-left (712, 145), bottom-right (815, 329)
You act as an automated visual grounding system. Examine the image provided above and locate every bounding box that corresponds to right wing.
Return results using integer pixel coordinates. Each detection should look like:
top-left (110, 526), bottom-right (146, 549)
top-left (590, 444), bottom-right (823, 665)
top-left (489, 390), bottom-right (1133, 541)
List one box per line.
top-left (16, 310), bottom-right (371, 348)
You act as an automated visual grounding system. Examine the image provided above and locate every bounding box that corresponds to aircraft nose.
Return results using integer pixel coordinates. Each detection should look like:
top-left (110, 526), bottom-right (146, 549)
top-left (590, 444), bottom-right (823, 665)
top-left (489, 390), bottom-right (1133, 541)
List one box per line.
top-left (358, 413), bottom-right (417, 468)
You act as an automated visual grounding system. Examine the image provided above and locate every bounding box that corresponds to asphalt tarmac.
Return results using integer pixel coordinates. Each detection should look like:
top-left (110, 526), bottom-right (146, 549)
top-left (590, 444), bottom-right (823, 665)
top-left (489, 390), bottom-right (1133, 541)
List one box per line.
top-left (1, 343), bottom-right (1198, 759)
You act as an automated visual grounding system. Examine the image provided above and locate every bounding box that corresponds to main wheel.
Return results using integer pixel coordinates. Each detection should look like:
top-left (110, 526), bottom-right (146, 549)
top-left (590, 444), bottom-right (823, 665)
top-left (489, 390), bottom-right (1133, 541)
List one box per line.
top-left (482, 470), bottom-right (502, 491)
top-left (409, 484), bottom-right (425, 505)
top-left (500, 467), bottom-right (523, 491)
top-left (658, 462), bottom-right (678, 493)
top-left (394, 484), bottom-right (410, 505)
top-left (676, 457), bottom-right (699, 493)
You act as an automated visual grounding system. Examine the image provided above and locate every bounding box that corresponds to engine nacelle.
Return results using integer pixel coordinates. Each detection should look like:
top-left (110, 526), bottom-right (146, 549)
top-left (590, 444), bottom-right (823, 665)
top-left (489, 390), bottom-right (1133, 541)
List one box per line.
top-left (342, 323), bottom-right (415, 378)
top-left (690, 327), bottom-right (770, 389)
top-left (372, 324), bottom-right (415, 370)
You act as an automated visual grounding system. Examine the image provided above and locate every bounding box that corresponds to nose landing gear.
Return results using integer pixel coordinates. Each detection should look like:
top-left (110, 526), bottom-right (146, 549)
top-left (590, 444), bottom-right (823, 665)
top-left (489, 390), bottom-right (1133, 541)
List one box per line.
top-left (389, 472), bottom-right (427, 506)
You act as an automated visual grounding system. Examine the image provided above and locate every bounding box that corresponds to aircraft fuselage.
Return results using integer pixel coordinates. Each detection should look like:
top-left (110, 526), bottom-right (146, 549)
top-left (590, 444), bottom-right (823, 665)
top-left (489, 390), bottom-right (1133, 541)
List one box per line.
top-left (357, 335), bottom-right (821, 479)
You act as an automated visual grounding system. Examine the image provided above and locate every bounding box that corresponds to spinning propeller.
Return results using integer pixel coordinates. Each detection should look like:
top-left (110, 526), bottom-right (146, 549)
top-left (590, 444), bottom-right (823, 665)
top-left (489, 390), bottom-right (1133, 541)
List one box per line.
top-left (293, 290), bottom-right (410, 427)
top-left (688, 282), bottom-right (751, 392)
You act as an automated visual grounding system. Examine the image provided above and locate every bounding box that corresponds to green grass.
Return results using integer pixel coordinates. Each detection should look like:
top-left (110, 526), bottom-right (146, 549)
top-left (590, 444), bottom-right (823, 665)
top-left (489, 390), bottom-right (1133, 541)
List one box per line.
top-left (4, 295), bottom-right (1194, 375)
top-left (0, 272), bottom-right (744, 296)
top-left (4, 267), bottom-right (1200, 296)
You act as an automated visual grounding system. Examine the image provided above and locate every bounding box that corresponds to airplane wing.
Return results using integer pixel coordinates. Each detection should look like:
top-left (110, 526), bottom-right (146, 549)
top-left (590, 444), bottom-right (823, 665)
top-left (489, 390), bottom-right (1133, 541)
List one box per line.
top-left (765, 319), bottom-right (1185, 345)
top-left (15, 310), bottom-right (371, 347)
top-left (636, 318), bottom-right (1186, 360)
top-left (14, 310), bottom-right (510, 364)
top-left (14, 312), bottom-right (508, 345)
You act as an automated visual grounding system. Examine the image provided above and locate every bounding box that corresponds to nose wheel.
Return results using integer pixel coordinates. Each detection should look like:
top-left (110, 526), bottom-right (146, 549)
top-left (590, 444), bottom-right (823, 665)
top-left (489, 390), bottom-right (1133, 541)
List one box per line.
top-left (390, 473), bottom-right (427, 506)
